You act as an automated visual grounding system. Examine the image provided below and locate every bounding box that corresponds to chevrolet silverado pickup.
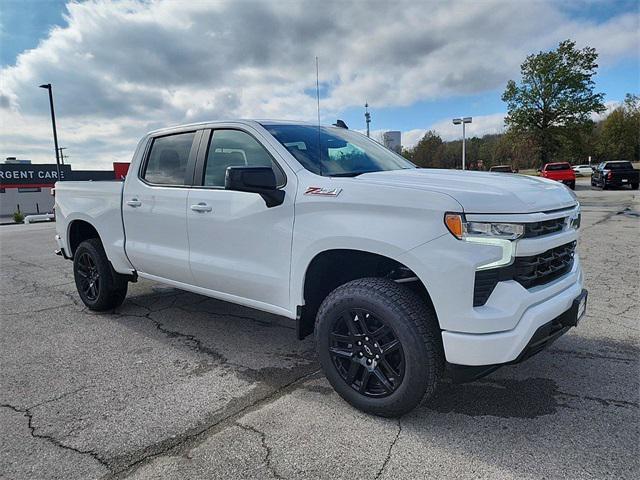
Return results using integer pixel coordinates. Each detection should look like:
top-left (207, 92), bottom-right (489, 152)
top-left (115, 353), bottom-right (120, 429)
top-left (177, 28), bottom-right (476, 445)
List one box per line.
top-left (591, 161), bottom-right (639, 190)
top-left (54, 120), bottom-right (587, 417)
top-left (539, 162), bottom-right (576, 189)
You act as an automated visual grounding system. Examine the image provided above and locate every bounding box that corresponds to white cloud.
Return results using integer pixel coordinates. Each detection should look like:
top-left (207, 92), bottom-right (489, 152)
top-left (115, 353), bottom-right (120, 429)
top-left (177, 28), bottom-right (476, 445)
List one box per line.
top-left (0, 0), bottom-right (637, 168)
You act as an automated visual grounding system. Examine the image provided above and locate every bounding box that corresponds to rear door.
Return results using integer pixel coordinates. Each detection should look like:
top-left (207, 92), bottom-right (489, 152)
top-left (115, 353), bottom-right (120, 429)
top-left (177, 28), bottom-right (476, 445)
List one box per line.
top-left (123, 129), bottom-right (202, 284)
top-left (186, 126), bottom-right (296, 311)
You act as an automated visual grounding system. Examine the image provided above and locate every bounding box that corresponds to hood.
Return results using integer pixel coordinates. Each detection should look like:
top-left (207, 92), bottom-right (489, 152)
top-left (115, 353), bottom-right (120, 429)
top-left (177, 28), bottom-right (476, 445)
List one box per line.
top-left (357, 169), bottom-right (577, 214)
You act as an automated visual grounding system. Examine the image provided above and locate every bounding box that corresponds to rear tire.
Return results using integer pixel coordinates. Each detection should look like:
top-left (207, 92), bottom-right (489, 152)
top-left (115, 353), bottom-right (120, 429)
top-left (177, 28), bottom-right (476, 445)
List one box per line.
top-left (73, 238), bottom-right (128, 311)
top-left (569, 181), bottom-right (575, 190)
top-left (315, 277), bottom-right (443, 417)
top-left (632, 183), bottom-right (639, 190)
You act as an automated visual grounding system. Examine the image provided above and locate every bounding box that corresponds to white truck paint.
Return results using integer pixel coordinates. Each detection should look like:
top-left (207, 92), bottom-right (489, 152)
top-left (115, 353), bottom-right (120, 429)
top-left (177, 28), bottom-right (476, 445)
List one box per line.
top-left (55, 120), bottom-right (586, 403)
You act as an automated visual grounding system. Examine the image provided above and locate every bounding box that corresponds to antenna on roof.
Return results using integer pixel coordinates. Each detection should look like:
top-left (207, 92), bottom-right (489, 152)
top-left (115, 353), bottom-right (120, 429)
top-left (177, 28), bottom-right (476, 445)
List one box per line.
top-left (316, 56), bottom-right (322, 175)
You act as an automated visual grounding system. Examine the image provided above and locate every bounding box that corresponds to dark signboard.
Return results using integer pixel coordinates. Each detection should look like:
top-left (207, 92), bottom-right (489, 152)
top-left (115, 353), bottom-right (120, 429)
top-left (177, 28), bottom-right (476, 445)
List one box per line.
top-left (0, 164), bottom-right (72, 187)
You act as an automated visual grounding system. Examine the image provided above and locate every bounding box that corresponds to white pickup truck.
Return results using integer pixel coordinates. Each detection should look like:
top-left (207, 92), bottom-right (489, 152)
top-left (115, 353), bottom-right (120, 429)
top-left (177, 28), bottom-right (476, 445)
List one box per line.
top-left (55, 120), bottom-right (587, 416)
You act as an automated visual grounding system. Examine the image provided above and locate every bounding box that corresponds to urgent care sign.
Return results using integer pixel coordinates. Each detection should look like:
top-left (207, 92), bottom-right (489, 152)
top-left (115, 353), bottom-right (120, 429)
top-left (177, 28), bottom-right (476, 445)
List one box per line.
top-left (0, 164), bottom-right (72, 188)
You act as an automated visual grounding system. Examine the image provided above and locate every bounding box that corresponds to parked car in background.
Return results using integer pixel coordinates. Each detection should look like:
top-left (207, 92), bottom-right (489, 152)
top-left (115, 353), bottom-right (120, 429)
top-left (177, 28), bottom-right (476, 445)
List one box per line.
top-left (539, 162), bottom-right (576, 189)
top-left (572, 164), bottom-right (593, 176)
top-left (54, 120), bottom-right (586, 417)
top-left (591, 161), bottom-right (639, 190)
top-left (489, 165), bottom-right (516, 173)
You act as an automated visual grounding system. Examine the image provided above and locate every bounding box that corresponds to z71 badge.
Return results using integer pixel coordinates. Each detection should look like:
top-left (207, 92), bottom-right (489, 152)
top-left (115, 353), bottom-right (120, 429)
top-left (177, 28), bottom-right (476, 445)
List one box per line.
top-left (304, 187), bottom-right (342, 197)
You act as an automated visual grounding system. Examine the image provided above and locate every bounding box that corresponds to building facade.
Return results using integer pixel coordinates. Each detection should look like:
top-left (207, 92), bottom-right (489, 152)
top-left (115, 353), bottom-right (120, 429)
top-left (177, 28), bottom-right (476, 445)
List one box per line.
top-left (0, 161), bottom-right (116, 216)
top-left (382, 131), bottom-right (402, 154)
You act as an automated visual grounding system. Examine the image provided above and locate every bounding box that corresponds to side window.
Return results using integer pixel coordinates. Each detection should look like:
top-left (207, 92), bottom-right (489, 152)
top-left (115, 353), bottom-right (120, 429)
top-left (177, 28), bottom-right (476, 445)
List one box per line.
top-left (203, 130), bottom-right (285, 187)
top-left (143, 132), bottom-right (196, 185)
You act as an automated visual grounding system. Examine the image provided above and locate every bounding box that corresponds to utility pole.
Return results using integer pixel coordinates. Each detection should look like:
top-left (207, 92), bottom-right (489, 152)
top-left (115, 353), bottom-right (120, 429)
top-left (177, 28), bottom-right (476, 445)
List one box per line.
top-left (39, 83), bottom-right (61, 179)
top-left (452, 117), bottom-right (472, 170)
top-left (365, 102), bottom-right (371, 137)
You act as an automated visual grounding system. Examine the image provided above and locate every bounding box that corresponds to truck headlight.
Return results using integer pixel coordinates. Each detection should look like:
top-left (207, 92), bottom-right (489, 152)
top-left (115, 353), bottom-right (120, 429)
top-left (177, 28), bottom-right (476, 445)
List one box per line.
top-left (444, 214), bottom-right (524, 241)
top-left (444, 213), bottom-right (523, 270)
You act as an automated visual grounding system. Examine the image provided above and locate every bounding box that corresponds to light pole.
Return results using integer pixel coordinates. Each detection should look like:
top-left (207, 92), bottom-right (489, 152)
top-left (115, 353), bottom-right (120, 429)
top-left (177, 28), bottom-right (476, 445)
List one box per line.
top-left (39, 83), bottom-right (61, 179)
top-left (58, 147), bottom-right (68, 164)
top-left (452, 117), bottom-right (472, 170)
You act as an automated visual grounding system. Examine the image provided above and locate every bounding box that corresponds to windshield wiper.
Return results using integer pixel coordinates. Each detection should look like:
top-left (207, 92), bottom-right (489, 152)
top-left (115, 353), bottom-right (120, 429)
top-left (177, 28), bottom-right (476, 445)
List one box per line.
top-left (329, 170), bottom-right (377, 177)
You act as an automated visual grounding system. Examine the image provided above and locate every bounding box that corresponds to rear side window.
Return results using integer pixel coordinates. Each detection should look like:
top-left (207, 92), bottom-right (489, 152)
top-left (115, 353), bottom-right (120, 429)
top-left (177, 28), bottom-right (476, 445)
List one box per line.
top-left (143, 132), bottom-right (196, 185)
top-left (203, 129), bottom-right (284, 187)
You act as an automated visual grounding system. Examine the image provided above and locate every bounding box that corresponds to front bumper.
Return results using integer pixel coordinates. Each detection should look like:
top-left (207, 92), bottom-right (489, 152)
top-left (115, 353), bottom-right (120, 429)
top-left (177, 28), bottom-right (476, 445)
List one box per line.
top-left (447, 289), bottom-right (587, 382)
top-left (442, 281), bottom-right (586, 367)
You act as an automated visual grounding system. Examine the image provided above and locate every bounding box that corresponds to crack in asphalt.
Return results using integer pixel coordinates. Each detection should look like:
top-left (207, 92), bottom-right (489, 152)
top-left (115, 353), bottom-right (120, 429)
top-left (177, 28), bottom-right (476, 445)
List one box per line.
top-left (0, 403), bottom-right (111, 474)
top-left (110, 368), bottom-right (322, 479)
top-left (26, 386), bottom-right (89, 411)
top-left (375, 418), bottom-right (402, 480)
top-left (548, 348), bottom-right (636, 364)
top-left (558, 391), bottom-right (639, 409)
top-left (236, 423), bottom-right (285, 479)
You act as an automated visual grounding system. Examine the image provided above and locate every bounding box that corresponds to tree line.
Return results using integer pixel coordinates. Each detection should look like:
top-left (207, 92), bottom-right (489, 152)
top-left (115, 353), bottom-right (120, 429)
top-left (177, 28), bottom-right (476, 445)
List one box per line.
top-left (403, 40), bottom-right (639, 170)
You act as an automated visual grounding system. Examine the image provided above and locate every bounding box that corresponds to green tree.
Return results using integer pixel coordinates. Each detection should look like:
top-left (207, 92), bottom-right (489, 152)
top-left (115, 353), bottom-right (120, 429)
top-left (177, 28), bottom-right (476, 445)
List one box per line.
top-left (597, 93), bottom-right (640, 161)
top-left (502, 40), bottom-right (605, 165)
top-left (409, 130), bottom-right (444, 167)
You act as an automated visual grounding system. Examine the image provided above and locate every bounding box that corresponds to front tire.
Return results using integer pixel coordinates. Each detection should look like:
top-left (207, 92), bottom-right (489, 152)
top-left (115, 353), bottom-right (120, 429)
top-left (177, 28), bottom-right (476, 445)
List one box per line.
top-left (315, 278), bottom-right (443, 417)
top-left (73, 238), bottom-right (128, 311)
top-left (569, 181), bottom-right (575, 190)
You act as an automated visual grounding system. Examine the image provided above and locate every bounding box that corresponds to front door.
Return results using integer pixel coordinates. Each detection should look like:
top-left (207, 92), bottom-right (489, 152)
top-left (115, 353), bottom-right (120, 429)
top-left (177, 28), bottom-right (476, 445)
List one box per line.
top-left (123, 130), bottom-right (200, 284)
top-left (187, 127), bottom-right (295, 311)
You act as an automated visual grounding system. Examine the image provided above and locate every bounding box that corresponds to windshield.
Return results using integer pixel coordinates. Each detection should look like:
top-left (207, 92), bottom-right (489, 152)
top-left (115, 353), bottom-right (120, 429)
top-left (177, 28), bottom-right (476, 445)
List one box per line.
top-left (263, 124), bottom-right (415, 177)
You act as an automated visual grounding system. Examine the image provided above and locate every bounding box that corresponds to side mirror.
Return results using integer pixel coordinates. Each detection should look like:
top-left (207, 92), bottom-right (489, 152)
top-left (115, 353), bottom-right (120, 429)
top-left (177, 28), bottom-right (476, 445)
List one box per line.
top-left (225, 166), bottom-right (285, 207)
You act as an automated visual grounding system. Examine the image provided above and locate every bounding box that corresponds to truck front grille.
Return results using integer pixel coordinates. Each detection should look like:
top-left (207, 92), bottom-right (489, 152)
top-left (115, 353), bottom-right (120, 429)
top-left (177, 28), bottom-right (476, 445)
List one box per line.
top-left (473, 241), bottom-right (576, 307)
top-left (513, 241), bottom-right (576, 288)
top-left (523, 217), bottom-right (567, 238)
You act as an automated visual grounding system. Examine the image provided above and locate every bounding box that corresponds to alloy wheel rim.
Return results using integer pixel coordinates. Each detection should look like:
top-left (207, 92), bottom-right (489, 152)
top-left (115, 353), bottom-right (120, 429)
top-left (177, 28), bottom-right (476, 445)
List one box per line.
top-left (329, 309), bottom-right (405, 397)
top-left (76, 252), bottom-right (100, 301)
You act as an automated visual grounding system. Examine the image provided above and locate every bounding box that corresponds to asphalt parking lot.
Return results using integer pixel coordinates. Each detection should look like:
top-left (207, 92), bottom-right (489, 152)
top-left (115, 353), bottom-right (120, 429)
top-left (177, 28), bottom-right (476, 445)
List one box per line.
top-left (1, 178), bottom-right (638, 480)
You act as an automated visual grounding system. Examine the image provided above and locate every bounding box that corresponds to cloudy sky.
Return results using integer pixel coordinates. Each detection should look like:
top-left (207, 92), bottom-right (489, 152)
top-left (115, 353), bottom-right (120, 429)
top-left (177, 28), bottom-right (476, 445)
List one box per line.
top-left (0, 0), bottom-right (638, 169)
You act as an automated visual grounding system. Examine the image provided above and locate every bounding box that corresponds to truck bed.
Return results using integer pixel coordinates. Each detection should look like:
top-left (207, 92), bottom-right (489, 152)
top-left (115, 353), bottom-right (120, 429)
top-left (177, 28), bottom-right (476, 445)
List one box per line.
top-left (54, 180), bottom-right (133, 273)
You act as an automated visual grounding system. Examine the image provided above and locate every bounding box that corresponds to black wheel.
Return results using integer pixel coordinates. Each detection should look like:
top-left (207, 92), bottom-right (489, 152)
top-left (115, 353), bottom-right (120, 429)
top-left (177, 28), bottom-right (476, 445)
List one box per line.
top-left (315, 277), bottom-right (443, 417)
top-left (632, 183), bottom-right (639, 190)
top-left (73, 238), bottom-right (128, 311)
top-left (569, 181), bottom-right (575, 190)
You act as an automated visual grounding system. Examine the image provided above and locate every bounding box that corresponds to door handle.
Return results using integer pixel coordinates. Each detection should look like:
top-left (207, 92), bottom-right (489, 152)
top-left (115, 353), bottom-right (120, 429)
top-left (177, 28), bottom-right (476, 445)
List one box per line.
top-left (190, 202), bottom-right (212, 213)
top-left (126, 199), bottom-right (142, 207)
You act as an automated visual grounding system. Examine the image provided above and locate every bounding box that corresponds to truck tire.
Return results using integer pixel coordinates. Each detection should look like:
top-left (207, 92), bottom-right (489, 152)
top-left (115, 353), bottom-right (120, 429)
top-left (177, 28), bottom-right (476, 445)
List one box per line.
top-left (315, 277), bottom-right (443, 417)
top-left (73, 238), bottom-right (128, 311)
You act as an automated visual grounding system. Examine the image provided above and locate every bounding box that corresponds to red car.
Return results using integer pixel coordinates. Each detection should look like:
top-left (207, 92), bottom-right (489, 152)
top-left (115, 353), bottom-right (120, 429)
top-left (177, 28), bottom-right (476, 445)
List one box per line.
top-left (539, 162), bottom-right (576, 190)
